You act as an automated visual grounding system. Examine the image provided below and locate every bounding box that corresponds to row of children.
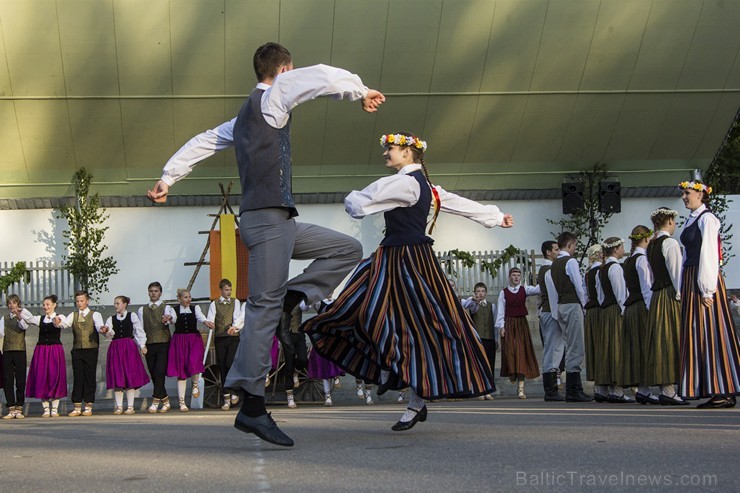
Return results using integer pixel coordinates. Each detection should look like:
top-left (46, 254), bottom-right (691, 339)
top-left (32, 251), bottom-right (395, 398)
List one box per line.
top-left (0, 280), bottom-right (245, 418)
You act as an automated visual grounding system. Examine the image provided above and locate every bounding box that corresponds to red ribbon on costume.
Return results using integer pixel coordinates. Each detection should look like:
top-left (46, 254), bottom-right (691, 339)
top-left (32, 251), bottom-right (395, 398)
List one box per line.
top-left (428, 185), bottom-right (441, 234)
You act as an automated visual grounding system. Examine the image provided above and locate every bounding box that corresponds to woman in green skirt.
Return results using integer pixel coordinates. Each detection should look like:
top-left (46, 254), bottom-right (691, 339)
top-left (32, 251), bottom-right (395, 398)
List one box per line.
top-left (623, 226), bottom-right (656, 404)
top-left (644, 207), bottom-right (688, 405)
top-left (596, 237), bottom-right (634, 403)
top-left (583, 244), bottom-right (605, 400)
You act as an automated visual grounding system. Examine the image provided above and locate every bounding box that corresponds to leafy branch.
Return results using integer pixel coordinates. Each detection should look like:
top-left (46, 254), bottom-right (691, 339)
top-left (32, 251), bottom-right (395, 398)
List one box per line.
top-left (0, 262), bottom-right (30, 293)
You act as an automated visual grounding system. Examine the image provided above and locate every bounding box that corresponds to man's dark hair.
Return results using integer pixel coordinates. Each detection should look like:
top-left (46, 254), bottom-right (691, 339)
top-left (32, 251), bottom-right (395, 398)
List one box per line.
top-left (557, 231), bottom-right (577, 249)
top-left (474, 282), bottom-right (488, 292)
top-left (148, 281), bottom-right (163, 291)
top-left (541, 240), bottom-right (557, 257)
top-left (253, 42), bottom-right (292, 82)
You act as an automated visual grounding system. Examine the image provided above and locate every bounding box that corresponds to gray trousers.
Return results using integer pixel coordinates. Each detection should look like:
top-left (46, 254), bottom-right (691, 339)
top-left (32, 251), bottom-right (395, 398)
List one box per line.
top-left (224, 208), bottom-right (363, 396)
top-left (540, 311), bottom-right (565, 373)
top-left (556, 303), bottom-right (586, 373)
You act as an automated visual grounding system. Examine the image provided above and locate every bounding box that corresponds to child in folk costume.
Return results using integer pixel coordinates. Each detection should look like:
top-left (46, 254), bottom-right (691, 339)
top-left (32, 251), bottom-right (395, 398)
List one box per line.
top-left (538, 241), bottom-right (565, 402)
top-left (678, 177), bottom-right (740, 408)
top-left (57, 290), bottom-right (105, 416)
top-left (166, 288), bottom-right (207, 412)
top-left (138, 281), bottom-right (176, 413)
top-left (101, 296), bottom-right (150, 414)
top-left (1, 295), bottom-right (32, 419)
top-left (496, 268), bottom-right (541, 399)
top-left (583, 244), bottom-right (606, 400)
top-left (643, 207), bottom-right (687, 405)
top-left (204, 279), bottom-right (243, 411)
top-left (21, 294), bottom-right (67, 417)
top-left (596, 237), bottom-right (634, 403)
top-left (623, 226), bottom-right (655, 404)
top-left (303, 132), bottom-right (511, 431)
top-left (467, 283), bottom-right (496, 400)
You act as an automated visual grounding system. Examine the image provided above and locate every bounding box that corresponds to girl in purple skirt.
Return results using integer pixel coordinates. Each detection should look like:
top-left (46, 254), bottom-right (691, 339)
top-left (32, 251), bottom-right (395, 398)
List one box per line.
top-left (101, 296), bottom-right (150, 415)
top-left (307, 347), bottom-right (344, 407)
top-left (166, 289), bottom-right (206, 412)
top-left (21, 294), bottom-right (67, 418)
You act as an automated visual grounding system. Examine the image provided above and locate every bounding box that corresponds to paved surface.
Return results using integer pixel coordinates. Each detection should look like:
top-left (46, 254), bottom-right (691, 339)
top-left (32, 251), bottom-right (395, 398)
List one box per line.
top-left (2, 398), bottom-right (737, 492)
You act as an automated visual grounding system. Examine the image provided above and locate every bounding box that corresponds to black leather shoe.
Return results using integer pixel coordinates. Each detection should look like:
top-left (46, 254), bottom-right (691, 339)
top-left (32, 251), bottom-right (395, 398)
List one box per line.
top-left (607, 394), bottom-right (635, 403)
top-left (658, 394), bottom-right (690, 406)
top-left (635, 392), bottom-right (661, 405)
top-left (594, 393), bottom-right (608, 403)
top-left (377, 373), bottom-right (399, 396)
top-left (234, 411), bottom-right (294, 446)
top-left (696, 396), bottom-right (736, 409)
top-left (391, 406), bottom-right (427, 431)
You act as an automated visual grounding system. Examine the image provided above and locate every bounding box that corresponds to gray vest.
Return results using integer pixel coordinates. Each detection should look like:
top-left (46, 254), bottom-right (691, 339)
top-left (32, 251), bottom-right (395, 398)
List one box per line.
top-left (142, 304), bottom-right (171, 344)
top-left (233, 88), bottom-right (296, 217)
top-left (3, 315), bottom-right (26, 352)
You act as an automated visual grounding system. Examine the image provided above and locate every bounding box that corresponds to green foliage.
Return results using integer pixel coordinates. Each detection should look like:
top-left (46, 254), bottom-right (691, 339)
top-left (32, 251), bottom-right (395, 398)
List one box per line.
top-left (0, 262), bottom-right (30, 293)
top-left (55, 168), bottom-right (119, 299)
top-left (480, 245), bottom-right (524, 278)
top-left (547, 162), bottom-right (614, 266)
top-left (705, 113), bottom-right (739, 268)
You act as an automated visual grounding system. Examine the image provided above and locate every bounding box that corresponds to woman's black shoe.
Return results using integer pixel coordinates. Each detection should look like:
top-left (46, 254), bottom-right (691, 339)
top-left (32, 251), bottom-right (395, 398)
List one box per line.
top-left (696, 396), bottom-right (736, 409)
top-left (377, 373), bottom-right (399, 396)
top-left (658, 394), bottom-right (690, 406)
top-left (391, 406), bottom-right (427, 431)
top-left (594, 393), bottom-right (608, 403)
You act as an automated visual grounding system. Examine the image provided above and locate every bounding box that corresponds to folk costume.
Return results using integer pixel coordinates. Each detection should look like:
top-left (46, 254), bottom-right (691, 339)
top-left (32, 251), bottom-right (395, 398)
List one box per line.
top-left (303, 134), bottom-right (502, 430)
top-left (138, 300), bottom-right (176, 412)
top-left (678, 198), bottom-right (740, 406)
top-left (1, 308), bottom-right (32, 419)
top-left (496, 282), bottom-right (541, 399)
top-left (22, 312), bottom-right (67, 417)
top-left (538, 259), bottom-right (565, 401)
top-left (59, 307), bottom-right (105, 415)
top-left (584, 259), bottom-right (602, 389)
top-left (206, 296), bottom-right (243, 410)
top-left (167, 304), bottom-right (206, 411)
top-left (103, 311), bottom-right (150, 414)
top-left (468, 296), bottom-right (497, 395)
top-left (622, 246), bottom-right (652, 392)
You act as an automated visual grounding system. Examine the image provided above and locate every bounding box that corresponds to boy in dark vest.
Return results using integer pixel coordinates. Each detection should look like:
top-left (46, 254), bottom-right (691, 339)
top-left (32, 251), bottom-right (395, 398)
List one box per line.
top-left (58, 290), bottom-right (105, 416)
top-left (546, 232), bottom-right (593, 402)
top-left (468, 282), bottom-right (496, 400)
top-left (538, 240), bottom-right (565, 401)
top-left (204, 278), bottom-right (242, 411)
top-left (2, 294), bottom-right (33, 419)
top-left (148, 42), bottom-right (384, 446)
top-left (138, 281), bottom-right (176, 413)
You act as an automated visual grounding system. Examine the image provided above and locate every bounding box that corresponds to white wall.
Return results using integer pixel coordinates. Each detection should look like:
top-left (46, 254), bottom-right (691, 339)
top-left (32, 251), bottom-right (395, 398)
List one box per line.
top-left (2, 195), bottom-right (738, 304)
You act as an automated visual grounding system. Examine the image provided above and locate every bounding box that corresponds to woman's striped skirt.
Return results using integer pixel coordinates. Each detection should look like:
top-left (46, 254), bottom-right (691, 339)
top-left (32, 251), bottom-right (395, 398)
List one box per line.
top-left (622, 301), bottom-right (648, 387)
top-left (301, 242), bottom-right (495, 400)
top-left (679, 265), bottom-right (740, 399)
top-left (499, 316), bottom-right (540, 379)
top-left (600, 305), bottom-right (624, 386)
top-left (644, 286), bottom-right (681, 386)
top-left (584, 307), bottom-right (600, 382)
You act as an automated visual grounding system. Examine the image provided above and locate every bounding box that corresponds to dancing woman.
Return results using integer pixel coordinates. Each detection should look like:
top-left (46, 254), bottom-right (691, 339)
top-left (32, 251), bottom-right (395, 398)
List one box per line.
top-left (302, 132), bottom-right (513, 431)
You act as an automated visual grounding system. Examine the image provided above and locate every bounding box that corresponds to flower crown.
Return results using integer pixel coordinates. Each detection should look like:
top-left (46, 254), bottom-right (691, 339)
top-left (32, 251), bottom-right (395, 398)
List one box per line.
top-left (601, 238), bottom-right (624, 249)
top-left (678, 181), bottom-right (712, 194)
top-left (650, 207), bottom-right (678, 220)
top-left (586, 244), bottom-right (603, 257)
top-left (380, 133), bottom-right (427, 152)
top-left (628, 230), bottom-right (653, 242)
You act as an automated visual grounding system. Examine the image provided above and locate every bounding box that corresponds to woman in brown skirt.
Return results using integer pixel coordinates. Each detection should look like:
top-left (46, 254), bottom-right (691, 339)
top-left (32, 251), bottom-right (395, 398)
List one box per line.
top-left (644, 207), bottom-right (688, 405)
top-left (495, 267), bottom-right (541, 399)
top-left (623, 226), bottom-right (654, 403)
top-left (584, 244), bottom-right (605, 400)
top-left (596, 237), bottom-right (634, 403)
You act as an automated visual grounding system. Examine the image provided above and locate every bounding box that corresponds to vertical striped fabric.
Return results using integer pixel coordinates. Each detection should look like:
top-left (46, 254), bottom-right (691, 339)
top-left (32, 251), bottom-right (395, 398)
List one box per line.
top-left (600, 305), bottom-right (624, 386)
top-left (499, 317), bottom-right (540, 379)
top-left (584, 307), bottom-right (600, 382)
top-left (220, 214), bottom-right (238, 294)
top-left (301, 243), bottom-right (494, 400)
top-left (679, 266), bottom-right (740, 398)
top-left (209, 231), bottom-right (222, 301)
top-left (622, 302), bottom-right (647, 387)
top-left (644, 286), bottom-right (681, 386)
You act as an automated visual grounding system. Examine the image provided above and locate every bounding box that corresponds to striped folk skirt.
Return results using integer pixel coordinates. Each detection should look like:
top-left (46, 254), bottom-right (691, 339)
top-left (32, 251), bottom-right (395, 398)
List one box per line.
top-left (584, 307), bottom-right (600, 381)
top-left (644, 286), bottom-right (681, 386)
top-left (301, 243), bottom-right (495, 400)
top-left (679, 265), bottom-right (740, 399)
top-left (499, 316), bottom-right (540, 379)
top-left (600, 305), bottom-right (624, 386)
top-left (622, 301), bottom-right (648, 387)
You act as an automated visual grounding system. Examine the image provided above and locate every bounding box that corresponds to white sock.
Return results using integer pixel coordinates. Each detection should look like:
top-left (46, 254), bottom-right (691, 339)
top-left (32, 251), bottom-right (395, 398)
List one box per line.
top-left (177, 380), bottom-right (186, 400)
top-left (661, 384), bottom-right (682, 400)
top-left (115, 390), bottom-right (124, 407)
top-left (380, 369), bottom-right (390, 385)
top-left (51, 399), bottom-right (60, 410)
top-left (407, 389), bottom-right (424, 411)
top-left (323, 379), bottom-right (332, 394)
top-left (611, 386), bottom-right (625, 397)
top-left (596, 385), bottom-right (608, 395)
top-left (42, 401), bottom-right (49, 410)
top-left (637, 385), bottom-right (650, 396)
top-left (126, 389), bottom-right (135, 408)
top-left (192, 374), bottom-right (200, 385)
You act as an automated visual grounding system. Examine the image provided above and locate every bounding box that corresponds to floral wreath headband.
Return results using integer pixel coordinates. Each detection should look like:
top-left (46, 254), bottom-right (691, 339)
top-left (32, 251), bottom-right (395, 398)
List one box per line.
top-left (586, 244), bottom-right (603, 257)
top-left (602, 238), bottom-right (624, 250)
top-left (678, 181), bottom-right (712, 195)
top-left (628, 230), bottom-right (653, 242)
top-left (380, 133), bottom-right (428, 152)
top-left (650, 207), bottom-right (678, 220)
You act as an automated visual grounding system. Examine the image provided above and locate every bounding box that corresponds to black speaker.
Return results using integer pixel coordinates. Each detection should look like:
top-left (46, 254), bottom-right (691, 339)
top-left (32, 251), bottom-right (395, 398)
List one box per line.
top-left (599, 181), bottom-right (621, 213)
top-left (561, 181), bottom-right (584, 214)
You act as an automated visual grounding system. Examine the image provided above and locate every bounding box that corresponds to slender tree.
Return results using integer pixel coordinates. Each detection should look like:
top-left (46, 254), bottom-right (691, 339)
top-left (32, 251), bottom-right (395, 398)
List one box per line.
top-left (55, 168), bottom-right (118, 299)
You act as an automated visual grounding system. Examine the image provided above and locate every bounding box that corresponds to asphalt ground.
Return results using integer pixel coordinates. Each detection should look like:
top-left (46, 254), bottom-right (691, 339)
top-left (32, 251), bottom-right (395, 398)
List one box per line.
top-left (1, 398), bottom-right (737, 493)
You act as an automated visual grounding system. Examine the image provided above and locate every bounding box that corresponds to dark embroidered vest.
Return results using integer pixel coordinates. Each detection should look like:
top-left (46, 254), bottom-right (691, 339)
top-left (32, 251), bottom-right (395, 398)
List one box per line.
top-left (623, 254), bottom-right (645, 307)
top-left (471, 303), bottom-right (494, 340)
top-left (680, 210), bottom-right (711, 268)
top-left (72, 311), bottom-right (99, 349)
top-left (584, 266), bottom-right (600, 309)
top-left (214, 299), bottom-right (237, 338)
top-left (647, 235), bottom-right (673, 291)
top-left (537, 264), bottom-right (551, 312)
top-left (143, 303), bottom-right (171, 344)
top-left (3, 315), bottom-right (26, 351)
top-left (112, 312), bottom-right (135, 340)
top-left (599, 262), bottom-right (622, 308)
top-left (551, 256), bottom-right (580, 305)
top-left (174, 306), bottom-right (199, 335)
top-left (503, 287), bottom-right (528, 317)
top-left (381, 170), bottom-right (433, 247)
top-left (37, 318), bottom-right (62, 346)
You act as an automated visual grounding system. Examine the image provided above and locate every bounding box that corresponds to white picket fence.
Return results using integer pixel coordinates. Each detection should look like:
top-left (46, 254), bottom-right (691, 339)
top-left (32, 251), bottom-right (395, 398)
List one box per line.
top-left (0, 261), bottom-right (76, 307)
top-left (436, 249), bottom-right (541, 297)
